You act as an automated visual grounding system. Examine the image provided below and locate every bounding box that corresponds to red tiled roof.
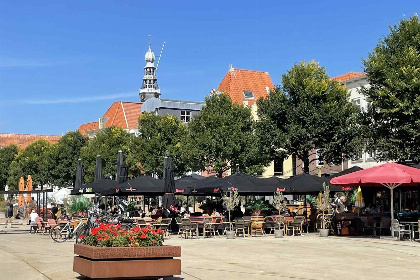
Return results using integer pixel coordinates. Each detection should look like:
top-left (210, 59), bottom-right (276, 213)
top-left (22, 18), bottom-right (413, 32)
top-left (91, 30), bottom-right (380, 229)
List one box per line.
top-left (78, 122), bottom-right (98, 136)
top-left (0, 133), bottom-right (61, 149)
top-left (332, 71), bottom-right (365, 82)
top-left (103, 101), bottom-right (141, 130)
top-left (217, 68), bottom-right (274, 105)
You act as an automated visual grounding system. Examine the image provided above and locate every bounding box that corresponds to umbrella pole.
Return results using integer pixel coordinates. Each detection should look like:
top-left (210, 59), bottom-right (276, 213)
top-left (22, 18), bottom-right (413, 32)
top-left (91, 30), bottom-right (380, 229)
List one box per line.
top-left (186, 196), bottom-right (189, 213)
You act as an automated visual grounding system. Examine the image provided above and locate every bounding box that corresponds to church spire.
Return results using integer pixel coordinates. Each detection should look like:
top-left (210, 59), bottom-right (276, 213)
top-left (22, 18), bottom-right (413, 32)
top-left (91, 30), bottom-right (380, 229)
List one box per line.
top-left (139, 36), bottom-right (160, 103)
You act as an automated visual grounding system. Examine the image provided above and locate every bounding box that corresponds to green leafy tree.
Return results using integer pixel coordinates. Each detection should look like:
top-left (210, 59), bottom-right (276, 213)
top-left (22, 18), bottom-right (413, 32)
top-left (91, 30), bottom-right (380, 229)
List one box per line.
top-left (80, 127), bottom-right (132, 183)
top-left (0, 145), bottom-right (18, 190)
top-left (50, 131), bottom-right (88, 187)
top-left (362, 14), bottom-right (420, 163)
top-left (7, 140), bottom-right (54, 190)
top-left (257, 61), bottom-right (362, 173)
top-left (187, 93), bottom-right (270, 177)
top-left (131, 113), bottom-right (190, 178)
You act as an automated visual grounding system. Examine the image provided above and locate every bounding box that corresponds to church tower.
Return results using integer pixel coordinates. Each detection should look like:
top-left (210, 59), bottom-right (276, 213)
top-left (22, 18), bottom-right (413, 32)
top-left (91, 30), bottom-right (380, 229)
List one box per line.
top-left (139, 42), bottom-right (161, 102)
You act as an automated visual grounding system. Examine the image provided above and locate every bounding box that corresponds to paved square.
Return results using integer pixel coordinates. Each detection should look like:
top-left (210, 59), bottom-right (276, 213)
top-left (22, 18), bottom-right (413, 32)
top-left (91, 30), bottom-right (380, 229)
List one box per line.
top-left (1, 226), bottom-right (419, 280)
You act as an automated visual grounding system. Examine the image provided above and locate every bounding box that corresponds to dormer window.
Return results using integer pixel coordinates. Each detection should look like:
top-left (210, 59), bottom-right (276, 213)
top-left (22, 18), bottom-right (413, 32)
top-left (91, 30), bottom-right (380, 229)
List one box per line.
top-left (243, 90), bottom-right (254, 99)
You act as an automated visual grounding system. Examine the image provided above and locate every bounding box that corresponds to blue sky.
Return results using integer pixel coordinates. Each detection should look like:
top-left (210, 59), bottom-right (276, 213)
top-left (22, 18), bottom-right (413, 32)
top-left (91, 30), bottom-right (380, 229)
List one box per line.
top-left (0, 1), bottom-right (418, 135)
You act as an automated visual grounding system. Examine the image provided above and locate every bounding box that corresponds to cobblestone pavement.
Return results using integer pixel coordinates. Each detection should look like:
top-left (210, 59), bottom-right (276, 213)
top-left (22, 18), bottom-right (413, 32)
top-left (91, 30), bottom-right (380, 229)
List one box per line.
top-left (1, 225), bottom-right (419, 280)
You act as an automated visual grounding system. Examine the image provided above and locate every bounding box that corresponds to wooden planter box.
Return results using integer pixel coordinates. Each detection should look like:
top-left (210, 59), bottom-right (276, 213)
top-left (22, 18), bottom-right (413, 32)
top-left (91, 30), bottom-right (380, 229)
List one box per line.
top-left (73, 244), bottom-right (181, 279)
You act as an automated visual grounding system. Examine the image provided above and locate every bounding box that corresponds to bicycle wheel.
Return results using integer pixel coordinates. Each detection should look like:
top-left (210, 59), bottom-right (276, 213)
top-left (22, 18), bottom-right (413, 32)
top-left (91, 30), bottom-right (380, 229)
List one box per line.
top-left (50, 225), bottom-right (70, 242)
top-left (75, 224), bottom-right (89, 244)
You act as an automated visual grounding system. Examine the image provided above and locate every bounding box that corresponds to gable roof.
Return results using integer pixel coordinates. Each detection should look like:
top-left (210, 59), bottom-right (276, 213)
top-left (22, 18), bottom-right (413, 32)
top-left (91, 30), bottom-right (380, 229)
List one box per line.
top-left (217, 68), bottom-right (274, 105)
top-left (78, 122), bottom-right (99, 136)
top-left (0, 133), bottom-right (61, 149)
top-left (332, 71), bottom-right (365, 82)
top-left (103, 101), bottom-right (141, 129)
top-left (78, 101), bottom-right (141, 135)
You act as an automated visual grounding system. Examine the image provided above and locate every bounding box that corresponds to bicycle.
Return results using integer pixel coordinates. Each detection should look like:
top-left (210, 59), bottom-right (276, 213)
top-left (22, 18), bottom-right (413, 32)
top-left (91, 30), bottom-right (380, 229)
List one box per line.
top-left (50, 211), bottom-right (98, 243)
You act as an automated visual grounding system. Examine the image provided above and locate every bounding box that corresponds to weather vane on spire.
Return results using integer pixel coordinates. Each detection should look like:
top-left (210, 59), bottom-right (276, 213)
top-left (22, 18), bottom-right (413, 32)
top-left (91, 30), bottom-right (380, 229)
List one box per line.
top-left (148, 34), bottom-right (152, 47)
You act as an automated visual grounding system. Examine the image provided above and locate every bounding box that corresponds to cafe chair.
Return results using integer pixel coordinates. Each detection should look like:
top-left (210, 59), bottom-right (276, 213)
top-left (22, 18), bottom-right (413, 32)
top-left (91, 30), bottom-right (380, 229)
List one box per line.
top-left (234, 218), bottom-right (247, 237)
top-left (203, 217), bottom-right (217, 238)
top-left (263, 216), bottom-right (277, 234)
top-left (391, 219), bottom-right (411, 240)
top-left (181, 218), bottom-right (197, 239)
top-left (288, 216), bottom-right (305, 236)
top-left (250, 216), bottom-right (265, 236)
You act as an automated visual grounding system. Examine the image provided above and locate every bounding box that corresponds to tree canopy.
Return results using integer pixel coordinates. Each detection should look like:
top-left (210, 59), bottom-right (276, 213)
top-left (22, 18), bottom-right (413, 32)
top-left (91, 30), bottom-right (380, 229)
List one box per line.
top-left (187, 93), bottom-right (270, 177)
top-left (257, 61), bottom-right (362, 173)
top-left (0, 145), bottom-right (18, 190)
top-left (132, 113), bottom-right (190, 178)
top-left (7, 140), bottom-right (53, 190)
top-left (362, 14), bottom-right (420, 163)
top-left (50, 131), bottom-right (88, 187)
top-left (80, 127), bottom-right (132, 183)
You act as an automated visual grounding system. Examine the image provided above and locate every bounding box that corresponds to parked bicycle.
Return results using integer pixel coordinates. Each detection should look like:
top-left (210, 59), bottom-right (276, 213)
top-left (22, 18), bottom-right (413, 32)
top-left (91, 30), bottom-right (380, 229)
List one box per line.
top-left (50, 210), bottom-right (98, 243)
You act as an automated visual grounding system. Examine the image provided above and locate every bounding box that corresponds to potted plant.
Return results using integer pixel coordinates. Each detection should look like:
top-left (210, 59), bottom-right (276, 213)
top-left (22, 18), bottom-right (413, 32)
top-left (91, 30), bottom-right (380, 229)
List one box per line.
top-left (247, 199), bottom-right (269, 216)
top-left (68, 196), bottom-right (93, 217)
top-left (73, 224), bottom-right (181, 279)
top-left (272, 191), bottom-right (287, 238)
top-left (317, 183), bottom-right (331, 237)
top-left (222, 187), bottom-right (241, 239)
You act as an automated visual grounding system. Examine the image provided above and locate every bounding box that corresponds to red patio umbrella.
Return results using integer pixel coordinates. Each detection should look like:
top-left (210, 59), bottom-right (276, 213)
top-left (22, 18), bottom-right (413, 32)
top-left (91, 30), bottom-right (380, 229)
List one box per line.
top-left (330, 162), bottom-right (420, 221)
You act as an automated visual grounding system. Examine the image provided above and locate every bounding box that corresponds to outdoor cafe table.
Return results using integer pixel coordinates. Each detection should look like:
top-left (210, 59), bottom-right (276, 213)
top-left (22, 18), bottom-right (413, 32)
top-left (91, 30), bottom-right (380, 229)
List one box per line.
top-left (189, 216), bottom-right (224, 238)
top-left (399, 221), bottom-right (418, 241)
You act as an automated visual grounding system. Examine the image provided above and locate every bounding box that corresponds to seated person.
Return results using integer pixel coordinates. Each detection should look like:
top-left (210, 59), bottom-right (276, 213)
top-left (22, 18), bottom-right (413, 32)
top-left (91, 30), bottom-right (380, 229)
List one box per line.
top-left (335, 196), bottom-right (347, 214)
top-left (29, 209), bottom-right (38, 233)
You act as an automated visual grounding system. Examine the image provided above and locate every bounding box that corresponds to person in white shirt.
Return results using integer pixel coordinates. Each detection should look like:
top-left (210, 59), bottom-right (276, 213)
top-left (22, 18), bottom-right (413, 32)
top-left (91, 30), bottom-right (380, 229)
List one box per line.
top-left (29, 209), bottom-right (38, 233)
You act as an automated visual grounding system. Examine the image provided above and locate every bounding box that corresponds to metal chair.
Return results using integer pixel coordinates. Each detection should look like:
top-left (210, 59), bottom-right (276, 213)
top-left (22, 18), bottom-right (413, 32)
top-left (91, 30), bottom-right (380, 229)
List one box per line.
top-left (180, 218), bottom-right (197, 239)
top-left (264, 216), bottom-right (277, 234)
top-left (289, 216), bottom-right (305, 236)
top-left (234, 218), bottom-right (247, 237)
top-left (391, 219), bottom-right (411, 240)
top-left (203, 218), bottom-right (218, 237)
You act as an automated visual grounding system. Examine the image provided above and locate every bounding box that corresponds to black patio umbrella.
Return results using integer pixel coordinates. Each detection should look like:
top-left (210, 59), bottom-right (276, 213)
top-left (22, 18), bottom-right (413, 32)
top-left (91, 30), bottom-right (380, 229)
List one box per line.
top-left (280, 173), bottom-right (331, 194)
top-left (80, 179), bottom-right (120, 194)
top-left (94, 155), bottom-right (102, 182)
top-left (181, 176), bottom-right (222, 195)
top-left (116, 150), bottom-right (128, 184)
top-left (191, 173), bottom-right (288, 195)
top-left (74, 158), bottom-right (84, 190)
top-left (162, 157), bottom-right (175, 213)
top-left (174, 175), bottom-right (206, 194)
top-left (102, 176), bottom-right (164, 196)
top-left (329, 166), bottom-right (363, 178)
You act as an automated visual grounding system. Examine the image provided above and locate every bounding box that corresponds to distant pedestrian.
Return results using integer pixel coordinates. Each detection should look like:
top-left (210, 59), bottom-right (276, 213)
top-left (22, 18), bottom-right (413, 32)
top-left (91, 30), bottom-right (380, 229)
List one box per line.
top-left (50, 203), bottom-right (58, 220)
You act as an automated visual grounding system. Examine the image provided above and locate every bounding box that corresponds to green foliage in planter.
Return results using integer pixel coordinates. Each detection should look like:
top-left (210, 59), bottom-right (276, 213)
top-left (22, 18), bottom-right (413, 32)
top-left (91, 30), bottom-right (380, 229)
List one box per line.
top-left (68, 196), bottom-right (93, 214)
top-left (305, 195), bottom-right (318, 207)
top-left (247, 199), bottom-right (269, 211)
top-left (81, 224), bottom-right (164, 247)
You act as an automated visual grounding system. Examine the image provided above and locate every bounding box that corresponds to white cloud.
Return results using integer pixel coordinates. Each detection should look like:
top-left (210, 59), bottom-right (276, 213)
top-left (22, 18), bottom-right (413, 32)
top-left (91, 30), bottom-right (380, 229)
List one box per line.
top-left (24, 92), bottom-right (136, 104)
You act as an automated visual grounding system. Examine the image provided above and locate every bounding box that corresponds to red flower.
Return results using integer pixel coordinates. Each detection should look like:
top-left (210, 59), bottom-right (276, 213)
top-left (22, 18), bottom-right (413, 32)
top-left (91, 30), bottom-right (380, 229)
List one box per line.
top-left (105, 236), bottom-right (109, 240)
top-left (140, 234), bottom-right (147, 239)
top-left (79, 235), bottom-right (85, 239)
top-left (152, 240), bottom-right (156, 244)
